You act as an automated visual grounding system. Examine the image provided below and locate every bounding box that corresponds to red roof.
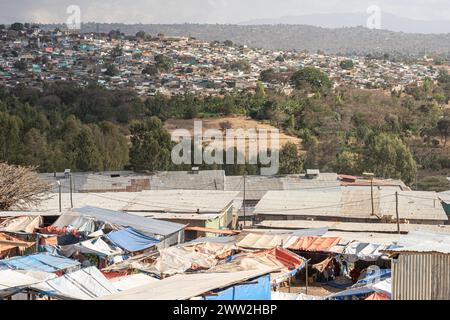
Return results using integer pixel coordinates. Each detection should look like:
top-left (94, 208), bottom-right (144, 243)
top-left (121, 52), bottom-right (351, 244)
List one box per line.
top-left (287, 236), bottom-right (341, 252)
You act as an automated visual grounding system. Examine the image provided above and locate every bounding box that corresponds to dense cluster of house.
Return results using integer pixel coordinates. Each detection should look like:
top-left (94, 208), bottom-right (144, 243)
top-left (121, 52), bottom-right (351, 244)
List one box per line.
top-left (1, 169), bottom-right (450, 300)
top-left (0, 26), bottom-right (440, 96)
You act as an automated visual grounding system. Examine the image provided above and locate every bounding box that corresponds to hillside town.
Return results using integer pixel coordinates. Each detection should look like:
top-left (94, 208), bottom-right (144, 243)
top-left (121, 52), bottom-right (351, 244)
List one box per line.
top-left (1, 168), bottom-right (450, 300)
top-left (0, 25), bottom-right (441, 97)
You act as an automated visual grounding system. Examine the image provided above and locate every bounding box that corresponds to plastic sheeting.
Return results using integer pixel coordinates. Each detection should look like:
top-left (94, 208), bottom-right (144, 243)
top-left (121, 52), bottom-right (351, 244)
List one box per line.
top-left (0, 232), bottom-right (35, 258)
top-left (354, 269), bottom-right (391, 286)
top-left (0, 216), bottom-right (43, 233)
top-left (106, 228), bottom-right (160, 252)
top-left (343, 242), bottom-right (389, 262)
top-left (146, 246), bottom-right (218, 277)
top-left (74, 206), bottom-right (186, 237)
top-left (287, 236), bottom-right (341, 252)
top-left (0, 269), bottom-right (52, 298)
top-left (237, 233), bottom-right (293, 249)
top-left (59, 237), bottom-right (123, 257)
top-left (110, 273), bottom-right (159, 291)
top-left (31, 266), bottom-right (118, 300)
top-left (0, 253), bottom-right (80, 273)
top-left (204, 274), bottom-right (271, 300)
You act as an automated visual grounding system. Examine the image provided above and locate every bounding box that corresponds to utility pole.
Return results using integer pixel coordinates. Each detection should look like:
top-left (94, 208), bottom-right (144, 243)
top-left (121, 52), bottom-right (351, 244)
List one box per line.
top-left (370, 177), bottom-right (374, 216)
top-left (243, 172), bottom-right (246, 228)
top-left (69, 174), bottom-right (73, 208)
top-left (395, 191), bottom-right (400, 234)
top-left (57, 180), bottom-right (62, 213)
top-left (364, 172), bottom-right (375, 216)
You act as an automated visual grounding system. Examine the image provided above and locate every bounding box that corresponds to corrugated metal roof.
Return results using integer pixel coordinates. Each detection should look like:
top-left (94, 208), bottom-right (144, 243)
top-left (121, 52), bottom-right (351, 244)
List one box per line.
top-left (257, 220), bottom-right (450, 234)
top-left (124, 190), bottom-right (239, 213)
top-left (385, 231), bottom-right (450, 254)
top-left (74, 206), bottom-right (185, 237)
top-left (150, 170), bottom-right (225, 190)
top-left (254, 189), bottom-right (448, 222)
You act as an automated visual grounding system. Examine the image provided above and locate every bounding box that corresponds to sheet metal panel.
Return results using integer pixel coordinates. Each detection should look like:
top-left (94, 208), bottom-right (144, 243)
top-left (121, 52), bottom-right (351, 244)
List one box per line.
top-left (393, 253), bottom-right (450, 300)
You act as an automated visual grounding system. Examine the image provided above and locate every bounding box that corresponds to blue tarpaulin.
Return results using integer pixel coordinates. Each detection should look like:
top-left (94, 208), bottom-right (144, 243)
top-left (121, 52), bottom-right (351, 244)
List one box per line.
top-left (354, 268), bottom-right (391, 286)
top-left (204, 274), bottom-right (271, 300)
top-left (106, 227), bottom-right (160, 252)
top-left (0, 253), bottom-right (80, 273)
top-left (327, 286), bottom-right (374, 300)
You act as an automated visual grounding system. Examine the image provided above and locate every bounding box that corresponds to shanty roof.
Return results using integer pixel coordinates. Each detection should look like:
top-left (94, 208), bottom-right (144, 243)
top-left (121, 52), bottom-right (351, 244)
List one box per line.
top-left (225, 173), bottom-right (341, 200)
top-left (106, 227), bottom-right (160, 252)
top-left (110, 273), bottom-right (159, 291)
top-left (0, 269), bottom-right (54, 298)
top-left (256, 220), bottom-right (450, 234)
top-left (225, 175), bottom-right (284, 200)
top-left (39, 171), bottom-right (149, 193)
top-left (150, 170), bottom-right (225, 190)
top-left (31, 266), bottom-right (118, 300)
top-left (237, 232), bottom-right (292, 249)
top-left (124, 190), bottom-right (239, 213)
top-left (287, 236), bottom-right (341, 252)
top-left (439, 190), bottom-right (450, 204)
top-left (98, 268), bottom-right (276, 300)
top-left (383, 231), bottom-right (450, 254)
top-left (0, 253), bottom-right (80, 273)
top-left (73, 206), bottom-right (186, 238)
top-left (254, 189), bottom-right (448, 222)
top-left (0, 216), bottom-right (42, 233)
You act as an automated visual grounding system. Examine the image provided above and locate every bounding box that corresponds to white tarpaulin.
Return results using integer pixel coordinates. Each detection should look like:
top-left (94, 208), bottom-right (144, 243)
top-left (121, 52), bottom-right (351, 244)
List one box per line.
top-left (69, 237), bottom-right (123, 257)
top-left (370, 278), bottom-right (392, 296)
top-left (0, 269), bottom-right (52, 298)
top-left (237, 233), bottom-right (294, 249)
top-left (343, 242), bottom-right (389, 262)
top-left (110, 273), bottom-right (159, 291)
top-left (31, 267), bottom-right (118, 300)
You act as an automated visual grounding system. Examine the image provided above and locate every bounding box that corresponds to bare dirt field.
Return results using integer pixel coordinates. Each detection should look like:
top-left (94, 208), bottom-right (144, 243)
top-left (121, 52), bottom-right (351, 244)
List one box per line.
top-left (164, 116), bottom-right (302, 150)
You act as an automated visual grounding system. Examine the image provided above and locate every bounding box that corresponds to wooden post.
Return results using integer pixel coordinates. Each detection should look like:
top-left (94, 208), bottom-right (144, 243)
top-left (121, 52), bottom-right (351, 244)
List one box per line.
top-left (370, 177), bottom-right (374, 216)
top-left (305, 260), bottom-right (309, 295)
top-left (395, 191), bottom-right (400, 234)
top-left (58, 180), bottom-right (62, 213)
top-left (243, 172), bottom-right (246, 227)
top-left (69, 174), bottom-right (73, 208)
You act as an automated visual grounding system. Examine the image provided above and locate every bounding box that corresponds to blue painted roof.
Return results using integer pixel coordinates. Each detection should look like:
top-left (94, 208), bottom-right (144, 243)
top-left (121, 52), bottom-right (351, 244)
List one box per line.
top-left (0, 253), bottom-right (80, 273)
top-left (106, 227), bottom-right (160, 252)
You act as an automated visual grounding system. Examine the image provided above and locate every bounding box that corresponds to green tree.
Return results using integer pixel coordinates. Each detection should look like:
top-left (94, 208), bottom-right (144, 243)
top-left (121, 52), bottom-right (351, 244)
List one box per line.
top-left (437, 117), bottom-right (450, 147)
top-left (290, 67), bottom-right (332, 92)
top-left (129, 117), bottom-right (173, 171)
top-left (72, 128), bottom-right (103, 171)
top-left (279, 142), bottom-right (304, 174)
top-left (364, 133), bottom-right (417, 184)
top-left (339, 60), bottom-right (354, 70)
top-left (155, 54), bottom-right (174, 72)
top-left (334, 150), bottom-right (362, 175)
top-left (416, 176), bottom-right (450, 192)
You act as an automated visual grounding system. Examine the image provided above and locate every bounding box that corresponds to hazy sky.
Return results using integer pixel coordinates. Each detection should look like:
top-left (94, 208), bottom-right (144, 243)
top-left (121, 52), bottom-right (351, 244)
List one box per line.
top-left (1, 0), bottom-right (450, 24)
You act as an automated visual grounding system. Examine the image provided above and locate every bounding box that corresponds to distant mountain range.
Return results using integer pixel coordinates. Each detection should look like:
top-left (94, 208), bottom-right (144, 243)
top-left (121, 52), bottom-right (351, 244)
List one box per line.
top-left (240, 12), bottom-right (450, 34)
top-left (42, 22), bottom-right (450, 56)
